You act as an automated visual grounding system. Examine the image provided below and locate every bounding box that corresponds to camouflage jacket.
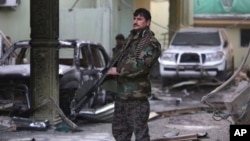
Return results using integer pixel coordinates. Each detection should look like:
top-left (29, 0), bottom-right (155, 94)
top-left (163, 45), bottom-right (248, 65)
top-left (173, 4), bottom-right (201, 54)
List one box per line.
top-left (116, 27), bottom-right (161, 100)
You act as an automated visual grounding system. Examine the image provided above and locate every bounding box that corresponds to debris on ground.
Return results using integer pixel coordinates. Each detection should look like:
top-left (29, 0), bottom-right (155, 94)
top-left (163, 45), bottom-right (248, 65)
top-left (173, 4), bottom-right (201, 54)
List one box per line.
top-left (151, 132), bottom-right (208, 141)
top-left (163, 130), bottom-right (179, 138)
top-left (157, 104), bottom-right (208, 117)
top-left (0, 116), bottom-right (49, 131)
top-left (149, 112), bottom-right (160, 120)
top-left (0, 103), bottom-right (14, 110)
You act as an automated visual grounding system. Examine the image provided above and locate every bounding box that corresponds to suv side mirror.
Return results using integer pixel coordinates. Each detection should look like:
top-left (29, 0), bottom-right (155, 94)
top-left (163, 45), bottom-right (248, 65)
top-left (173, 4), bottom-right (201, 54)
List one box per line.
top-left (223, 41), bottom-right (228, 48)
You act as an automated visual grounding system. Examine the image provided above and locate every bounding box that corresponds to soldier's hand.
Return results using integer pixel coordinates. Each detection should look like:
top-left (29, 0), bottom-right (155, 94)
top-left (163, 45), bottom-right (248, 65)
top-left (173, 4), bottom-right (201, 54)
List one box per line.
top-left (107, 67), bottom-right (118, 75)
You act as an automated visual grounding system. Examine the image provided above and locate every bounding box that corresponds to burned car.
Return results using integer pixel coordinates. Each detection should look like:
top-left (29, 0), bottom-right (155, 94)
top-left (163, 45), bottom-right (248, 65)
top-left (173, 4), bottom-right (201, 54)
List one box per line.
top-left (158, 27), bottom-right (234, 86)
top-left (0, 39), bottom-right (115, 122)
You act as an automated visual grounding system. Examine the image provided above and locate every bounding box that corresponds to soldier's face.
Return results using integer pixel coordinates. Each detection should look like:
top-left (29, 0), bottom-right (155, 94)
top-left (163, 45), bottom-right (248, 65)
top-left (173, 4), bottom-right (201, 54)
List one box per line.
top-left (116, 39), bottom-right (124, 45)
top-left (133, 14), bottom-right (150, 31)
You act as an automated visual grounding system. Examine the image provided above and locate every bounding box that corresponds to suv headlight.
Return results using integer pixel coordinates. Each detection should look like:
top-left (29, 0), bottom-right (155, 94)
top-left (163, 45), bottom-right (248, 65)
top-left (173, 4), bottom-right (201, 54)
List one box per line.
top-left (160, 53), bottom-right (176, 62)
top-left (206, 51), bottom-right (224, 62)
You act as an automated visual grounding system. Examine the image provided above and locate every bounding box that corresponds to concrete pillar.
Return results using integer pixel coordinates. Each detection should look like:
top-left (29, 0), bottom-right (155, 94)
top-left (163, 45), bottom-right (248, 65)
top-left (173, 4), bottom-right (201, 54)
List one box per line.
top-left (133, 0), bottom-right (150, 10)
top-left (30, 0), bottom-right (60, 125)
top-left (169, 0), bottom-right (182, 43)
top-left (182, 0), bottom-right (193, 27)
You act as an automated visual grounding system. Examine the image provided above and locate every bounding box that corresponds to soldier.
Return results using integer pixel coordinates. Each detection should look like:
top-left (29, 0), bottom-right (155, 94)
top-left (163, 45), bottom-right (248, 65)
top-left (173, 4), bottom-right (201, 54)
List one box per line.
top-left (112, 33), bottom-right (125, 58)
top-left (2, 36), bottom-right (11, 54)
top-left (107, 8), bottom-right (161, 141)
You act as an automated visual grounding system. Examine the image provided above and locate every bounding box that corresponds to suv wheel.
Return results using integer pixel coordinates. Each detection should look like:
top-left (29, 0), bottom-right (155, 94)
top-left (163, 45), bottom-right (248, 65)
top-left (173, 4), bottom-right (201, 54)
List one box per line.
top-left (216, 65), bottom-right (228, 81)
top-left (161, 77), bottom-right (174, 88)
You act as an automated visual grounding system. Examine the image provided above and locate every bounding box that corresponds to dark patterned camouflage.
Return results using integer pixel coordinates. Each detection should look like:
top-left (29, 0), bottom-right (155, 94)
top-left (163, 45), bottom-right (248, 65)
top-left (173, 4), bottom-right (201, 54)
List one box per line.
top-left (112, 99), bottom-right (150, 141)
top-left (112, 27), bottom-right (161, 141)
top-left (116, 27), bottom-right (161, 100)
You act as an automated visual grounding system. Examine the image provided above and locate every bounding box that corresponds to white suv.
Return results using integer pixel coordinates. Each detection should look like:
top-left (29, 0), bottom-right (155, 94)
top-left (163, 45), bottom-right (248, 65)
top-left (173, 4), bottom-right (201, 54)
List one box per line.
top-left (158, 27), bottom-right (234, 86)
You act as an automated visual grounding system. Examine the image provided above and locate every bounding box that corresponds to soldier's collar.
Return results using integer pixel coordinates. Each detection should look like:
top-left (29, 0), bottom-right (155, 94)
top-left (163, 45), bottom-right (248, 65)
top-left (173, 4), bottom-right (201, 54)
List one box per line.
top-left (131, 27), bottom-right (150, 39)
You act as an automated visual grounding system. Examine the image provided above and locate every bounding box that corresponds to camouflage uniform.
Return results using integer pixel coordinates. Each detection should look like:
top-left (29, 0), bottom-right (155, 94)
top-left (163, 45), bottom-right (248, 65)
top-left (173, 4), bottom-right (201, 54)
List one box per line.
top-left (112, 27), bottom-right (161, 141)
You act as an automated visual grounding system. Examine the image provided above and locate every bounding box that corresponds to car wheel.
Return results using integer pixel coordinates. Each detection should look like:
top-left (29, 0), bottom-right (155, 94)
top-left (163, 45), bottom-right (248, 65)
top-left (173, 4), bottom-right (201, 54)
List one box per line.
top-left (59, 88), bottom-right (76, 116)
top-left (161, 77), bottom-right (172, 88)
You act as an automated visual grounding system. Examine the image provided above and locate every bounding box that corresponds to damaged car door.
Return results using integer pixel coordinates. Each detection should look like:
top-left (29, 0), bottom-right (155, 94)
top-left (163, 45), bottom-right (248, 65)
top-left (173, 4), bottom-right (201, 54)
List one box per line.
top-left (0, 40), bottom-right (115, 122)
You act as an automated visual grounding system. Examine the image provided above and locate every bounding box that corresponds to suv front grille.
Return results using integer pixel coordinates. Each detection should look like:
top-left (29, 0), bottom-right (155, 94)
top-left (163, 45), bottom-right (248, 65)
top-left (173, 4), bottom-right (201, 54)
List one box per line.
top-left (180, 53), bottom-right (200, 63)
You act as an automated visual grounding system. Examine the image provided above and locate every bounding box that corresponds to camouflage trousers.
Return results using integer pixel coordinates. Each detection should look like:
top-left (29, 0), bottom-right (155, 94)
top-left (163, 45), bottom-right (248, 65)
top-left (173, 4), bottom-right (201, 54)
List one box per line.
top-left (112, 98), bottom-right (150, 141)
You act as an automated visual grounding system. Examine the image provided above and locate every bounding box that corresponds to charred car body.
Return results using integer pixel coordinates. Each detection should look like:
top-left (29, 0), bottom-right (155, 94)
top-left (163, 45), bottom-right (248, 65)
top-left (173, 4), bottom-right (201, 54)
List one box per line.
top-left (0, 39), bottom-right (115, 122)
top-left (158, 27), bottom-right (234, 86)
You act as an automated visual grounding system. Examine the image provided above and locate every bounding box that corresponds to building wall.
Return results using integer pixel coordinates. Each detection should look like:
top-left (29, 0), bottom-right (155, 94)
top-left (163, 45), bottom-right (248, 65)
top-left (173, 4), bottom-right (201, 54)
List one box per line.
top-left (0, 0), bottom-right (170, 55)
top-left (112, 0), bottom-right (133, 41)
top-left (0, 0), bottom-right (101, 43)
top-left (150, 0), bottom-right (193, 49)
top-left (150, 0), bottom-right (169, 49)
top-left (227, 27), bottom-right (250, 69)
top-left (2, 1), bottom-right (245, 68)
top-left (0, 0), bottom-right (134, 56)
top-left (0, 0), bottom-right (30, 43)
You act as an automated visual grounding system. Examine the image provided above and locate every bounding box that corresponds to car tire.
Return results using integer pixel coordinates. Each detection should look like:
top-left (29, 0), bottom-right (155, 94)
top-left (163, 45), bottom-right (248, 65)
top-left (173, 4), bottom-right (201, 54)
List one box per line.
top-left (59, 88), bottom-right (76, 116)
top-left (217, 65), bottom-right (228, 81)
top-left (161, 77), bottom-right (172, 88)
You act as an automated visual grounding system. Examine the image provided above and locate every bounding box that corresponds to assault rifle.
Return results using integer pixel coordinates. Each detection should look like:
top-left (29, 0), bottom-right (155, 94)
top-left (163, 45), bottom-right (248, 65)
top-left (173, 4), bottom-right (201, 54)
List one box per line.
top-left (70, 35), bottom-right (134, 115)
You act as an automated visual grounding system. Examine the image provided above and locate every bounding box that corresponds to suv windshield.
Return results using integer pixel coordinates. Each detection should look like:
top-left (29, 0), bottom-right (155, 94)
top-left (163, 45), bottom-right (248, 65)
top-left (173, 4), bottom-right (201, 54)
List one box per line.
top-left (172, 32), bottom-right (221, 46)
